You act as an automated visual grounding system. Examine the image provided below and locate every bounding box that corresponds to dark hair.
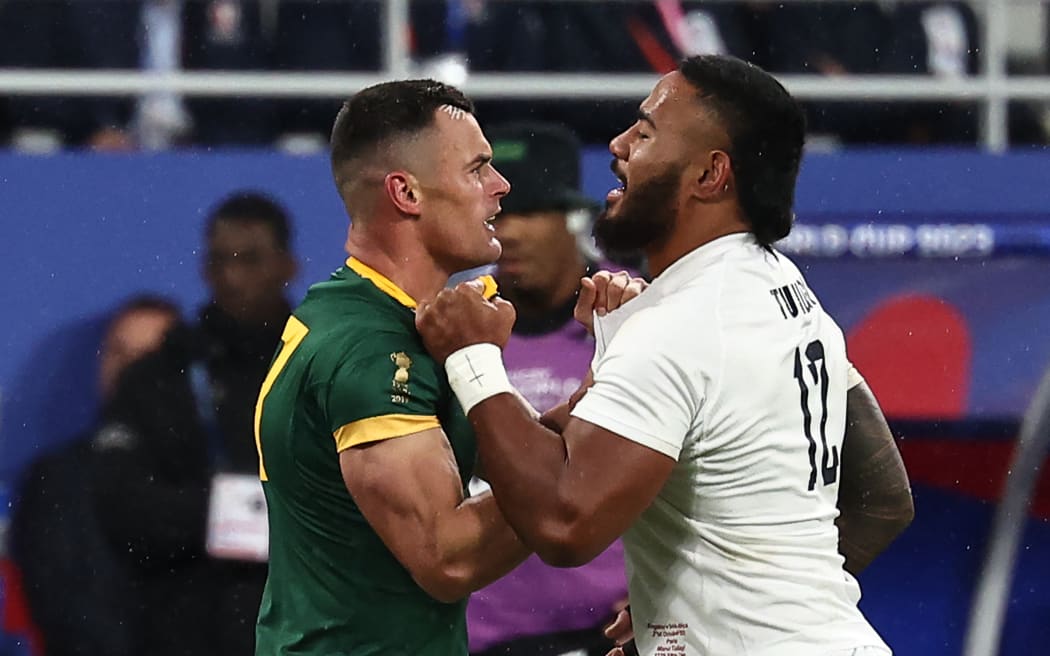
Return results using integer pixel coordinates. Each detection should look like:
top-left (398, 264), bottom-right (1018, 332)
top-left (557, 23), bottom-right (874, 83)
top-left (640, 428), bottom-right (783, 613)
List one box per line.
top-left (678, 55), bottom-right (806, 246)
top-left (113, 294), bottom-right (181, 320)
top-left (205, 191), bottom-right (293, 251)
top-left (108, 294), bottom-right (181, 333)
top-left (329, 79), bottom-right (474, 181)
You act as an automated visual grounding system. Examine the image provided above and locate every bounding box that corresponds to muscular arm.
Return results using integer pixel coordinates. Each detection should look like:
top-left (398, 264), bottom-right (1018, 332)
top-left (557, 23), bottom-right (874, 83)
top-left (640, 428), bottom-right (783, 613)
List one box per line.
top-left (470, 394), bottom-right (675, 568)
top-left (538, 370), bottom-right (594, 433)
top-left (836, 382), bottom-right (915, 574)
top-left (341, 427), bottom-right (530, 603)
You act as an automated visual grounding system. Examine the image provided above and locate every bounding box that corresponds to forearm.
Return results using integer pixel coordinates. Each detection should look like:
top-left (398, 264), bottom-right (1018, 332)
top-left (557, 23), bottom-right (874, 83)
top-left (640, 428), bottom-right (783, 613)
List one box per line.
top-left (539, 401), bottom-right (573, 433)
top-left (836, 507), bottom-right (911, 575)
top-left (836, 384), bottom-right (915, 574)
top-left (539, 370), bottom-right (593, 434)
top-left (836, 446), bottom-right (914, 573)
top-left (471, 394), bottom-right (583, 562)
top-left (433, 491), bottom-right (530, 598)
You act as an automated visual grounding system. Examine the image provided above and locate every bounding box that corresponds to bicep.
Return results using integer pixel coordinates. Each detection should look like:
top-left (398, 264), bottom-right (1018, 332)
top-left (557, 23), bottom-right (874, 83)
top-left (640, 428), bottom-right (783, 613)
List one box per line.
top-left (840, 382), bottom-right (911, 503)
top-left (340, 428), bottom-right (466, 573)
top-left (559, 417), bottom-right (676, 560)
top-left (557, 322), bottom-right (698, 557)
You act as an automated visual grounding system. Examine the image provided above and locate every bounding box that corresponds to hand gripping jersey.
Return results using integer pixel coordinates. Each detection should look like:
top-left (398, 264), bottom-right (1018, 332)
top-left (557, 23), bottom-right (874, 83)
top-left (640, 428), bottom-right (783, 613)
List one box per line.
top-left (254, 258), bottom-right (495, 656)
top-left (572, 234), bottom-right (890, 656)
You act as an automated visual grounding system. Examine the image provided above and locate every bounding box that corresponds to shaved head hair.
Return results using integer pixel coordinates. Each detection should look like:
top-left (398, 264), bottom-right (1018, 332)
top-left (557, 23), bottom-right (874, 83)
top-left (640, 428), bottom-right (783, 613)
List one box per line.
top-left (330, 79), bottom-right (475, 217)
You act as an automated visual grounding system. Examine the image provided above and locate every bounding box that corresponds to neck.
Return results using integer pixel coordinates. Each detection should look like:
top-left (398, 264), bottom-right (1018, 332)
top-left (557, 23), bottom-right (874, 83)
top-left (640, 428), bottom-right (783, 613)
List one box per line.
top-left (646, 210), bottom-right (750, 278)
top-left (345, 226), bottom-right (449, 305)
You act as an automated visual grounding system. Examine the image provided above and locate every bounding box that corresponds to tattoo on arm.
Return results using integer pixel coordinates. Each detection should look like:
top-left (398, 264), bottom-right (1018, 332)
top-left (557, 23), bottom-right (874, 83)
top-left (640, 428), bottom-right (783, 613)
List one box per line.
top-left (836, 383), bottom-right (915, 574)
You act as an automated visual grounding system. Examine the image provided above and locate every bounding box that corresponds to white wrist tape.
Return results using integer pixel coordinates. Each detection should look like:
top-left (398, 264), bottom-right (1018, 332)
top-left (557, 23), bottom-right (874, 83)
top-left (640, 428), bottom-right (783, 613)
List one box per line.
top-left (445, 343), bottom-right (514, 415)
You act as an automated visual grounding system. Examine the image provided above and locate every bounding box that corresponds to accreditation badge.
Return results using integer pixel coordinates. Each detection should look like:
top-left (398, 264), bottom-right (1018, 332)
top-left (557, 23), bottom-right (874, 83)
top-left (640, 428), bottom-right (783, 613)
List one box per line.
top-left (206, 472), bottom-right (268, 562)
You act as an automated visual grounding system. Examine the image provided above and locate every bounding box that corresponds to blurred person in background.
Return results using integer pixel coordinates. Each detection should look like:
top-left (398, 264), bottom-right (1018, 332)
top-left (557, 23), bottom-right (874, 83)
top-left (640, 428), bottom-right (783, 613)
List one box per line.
top-left (90, 191), bottom-right (297, 656)
top-left (10, 295), bottom-right (182, 656)
top-left (467, 121), bottom-right (635, 656)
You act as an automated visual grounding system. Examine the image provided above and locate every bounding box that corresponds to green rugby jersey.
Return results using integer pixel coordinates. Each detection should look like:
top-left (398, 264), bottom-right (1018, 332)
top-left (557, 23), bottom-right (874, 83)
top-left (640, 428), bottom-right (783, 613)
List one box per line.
top-left (254, 257), bottom-right (496, 655)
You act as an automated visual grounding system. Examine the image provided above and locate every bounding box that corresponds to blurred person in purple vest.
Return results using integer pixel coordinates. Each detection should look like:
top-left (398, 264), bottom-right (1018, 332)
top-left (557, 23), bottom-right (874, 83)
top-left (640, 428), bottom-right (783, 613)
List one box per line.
top-left (468, 121), bottom-right (636, 656)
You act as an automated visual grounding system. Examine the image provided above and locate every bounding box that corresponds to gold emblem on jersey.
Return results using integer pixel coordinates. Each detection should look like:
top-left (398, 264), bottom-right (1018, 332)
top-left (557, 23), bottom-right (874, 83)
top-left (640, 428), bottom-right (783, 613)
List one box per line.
top-left (392, 352), bottom-right (412, 383)
top-left (390, 352), bottom-right (412, 403)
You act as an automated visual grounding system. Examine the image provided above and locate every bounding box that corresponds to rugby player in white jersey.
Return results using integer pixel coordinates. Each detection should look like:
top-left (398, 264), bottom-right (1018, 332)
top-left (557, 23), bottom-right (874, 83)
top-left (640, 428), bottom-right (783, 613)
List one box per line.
top-left (415, 55), bottom-right (914, 656)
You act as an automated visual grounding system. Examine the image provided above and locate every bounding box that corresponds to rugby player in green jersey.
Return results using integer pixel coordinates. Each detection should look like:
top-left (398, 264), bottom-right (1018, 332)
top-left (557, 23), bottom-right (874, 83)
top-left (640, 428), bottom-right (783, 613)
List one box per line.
top-left (252, 79), bottom-right (532, 655)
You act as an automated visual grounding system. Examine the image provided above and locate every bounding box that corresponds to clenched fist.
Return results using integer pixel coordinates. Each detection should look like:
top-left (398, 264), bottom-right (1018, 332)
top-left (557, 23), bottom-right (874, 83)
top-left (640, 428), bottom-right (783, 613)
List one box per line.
top-left (574, 270), bottom-right (649, 336)
top-left (415, 279), bottom-right (517, 363)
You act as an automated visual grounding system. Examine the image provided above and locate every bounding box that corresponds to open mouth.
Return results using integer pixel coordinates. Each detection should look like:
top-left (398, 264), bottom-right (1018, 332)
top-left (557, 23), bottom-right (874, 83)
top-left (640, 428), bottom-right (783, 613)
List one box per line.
top-left (607, 175), bottom-right (627, 203)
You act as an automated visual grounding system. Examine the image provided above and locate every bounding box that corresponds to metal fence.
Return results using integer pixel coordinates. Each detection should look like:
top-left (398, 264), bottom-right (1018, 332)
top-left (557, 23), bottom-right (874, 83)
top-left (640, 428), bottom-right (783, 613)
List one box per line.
top-left (0, 0), bottom-right (1046, 151)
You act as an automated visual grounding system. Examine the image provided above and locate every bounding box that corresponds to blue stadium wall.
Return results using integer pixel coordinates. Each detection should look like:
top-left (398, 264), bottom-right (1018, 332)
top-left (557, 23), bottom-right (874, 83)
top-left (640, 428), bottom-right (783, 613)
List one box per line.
top-left (1, 149), bottom-right (1049, 655)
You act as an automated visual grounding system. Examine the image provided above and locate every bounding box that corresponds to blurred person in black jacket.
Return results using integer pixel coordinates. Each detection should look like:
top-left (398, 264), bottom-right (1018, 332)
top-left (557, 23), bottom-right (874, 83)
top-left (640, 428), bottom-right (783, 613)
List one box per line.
top-left (10, 295), bottom-right (182, 656)
top-left (90, 191), bottom-right (297, 656)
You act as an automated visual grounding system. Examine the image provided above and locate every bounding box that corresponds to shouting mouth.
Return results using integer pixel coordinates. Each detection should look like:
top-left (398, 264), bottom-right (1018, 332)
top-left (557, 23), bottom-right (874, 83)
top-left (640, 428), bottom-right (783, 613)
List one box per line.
top-left (606, 173), bottom-right (627, 204)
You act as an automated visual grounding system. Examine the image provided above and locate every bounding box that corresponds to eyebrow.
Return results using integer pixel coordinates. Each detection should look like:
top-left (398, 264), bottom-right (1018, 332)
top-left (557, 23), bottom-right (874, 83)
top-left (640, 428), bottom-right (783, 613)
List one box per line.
top-left (466, 153), bottom-right (492, 169)
top-left (637, 109), bottom-right (657, 129)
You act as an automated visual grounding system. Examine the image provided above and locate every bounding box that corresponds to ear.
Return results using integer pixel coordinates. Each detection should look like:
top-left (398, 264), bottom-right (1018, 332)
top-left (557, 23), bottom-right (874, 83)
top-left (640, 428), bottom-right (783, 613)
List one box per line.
top-left (384, 171), bottom-right (422, 217)
top-left (695, 150), bottom-right (733, 201)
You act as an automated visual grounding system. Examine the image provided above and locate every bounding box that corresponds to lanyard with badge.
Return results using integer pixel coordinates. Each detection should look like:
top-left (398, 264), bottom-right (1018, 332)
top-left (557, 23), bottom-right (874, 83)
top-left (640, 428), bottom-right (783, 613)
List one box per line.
top-left (192, 362), bottom-right (269, 562)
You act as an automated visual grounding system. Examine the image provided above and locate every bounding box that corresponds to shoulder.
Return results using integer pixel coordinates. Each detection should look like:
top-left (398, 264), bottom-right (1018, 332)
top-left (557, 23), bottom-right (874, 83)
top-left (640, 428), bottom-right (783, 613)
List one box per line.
top-left (605, 302), bottom-right (722, 379)
top-left (297, 289), bottom-right (417, 354)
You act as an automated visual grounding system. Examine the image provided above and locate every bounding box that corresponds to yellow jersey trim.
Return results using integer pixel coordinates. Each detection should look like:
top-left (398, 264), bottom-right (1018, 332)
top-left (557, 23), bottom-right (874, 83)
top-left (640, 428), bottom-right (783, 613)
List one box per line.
top-left (346, 257), bottom-right (499, 308)
top-left (254, 315), bottom-right (310, 481)
top-left (347, 257), bottom-right (418, 309)
top-left (333, 414), bottom-right (442, 451)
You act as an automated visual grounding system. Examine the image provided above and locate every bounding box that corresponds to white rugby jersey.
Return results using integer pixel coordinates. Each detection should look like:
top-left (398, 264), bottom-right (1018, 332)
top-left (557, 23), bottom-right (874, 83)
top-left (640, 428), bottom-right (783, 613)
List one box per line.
top-left (572, 233), bottom-right (889, 656)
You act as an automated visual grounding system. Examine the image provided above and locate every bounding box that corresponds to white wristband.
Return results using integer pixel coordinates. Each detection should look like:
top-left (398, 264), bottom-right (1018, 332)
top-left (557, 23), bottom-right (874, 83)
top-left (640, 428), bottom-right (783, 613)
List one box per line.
top-left (445, 343), bottom-right (514, 415)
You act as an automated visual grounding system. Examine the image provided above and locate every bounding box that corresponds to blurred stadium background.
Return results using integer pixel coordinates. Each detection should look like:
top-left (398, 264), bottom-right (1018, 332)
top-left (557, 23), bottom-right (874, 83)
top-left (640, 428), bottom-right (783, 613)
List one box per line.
top-left (1, 1), bottom-right (1050, 655)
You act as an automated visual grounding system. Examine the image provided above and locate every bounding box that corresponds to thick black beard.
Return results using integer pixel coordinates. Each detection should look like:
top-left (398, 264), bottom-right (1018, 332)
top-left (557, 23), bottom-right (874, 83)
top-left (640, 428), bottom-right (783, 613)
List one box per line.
top-left (593, 168), bottom-right (680, 257)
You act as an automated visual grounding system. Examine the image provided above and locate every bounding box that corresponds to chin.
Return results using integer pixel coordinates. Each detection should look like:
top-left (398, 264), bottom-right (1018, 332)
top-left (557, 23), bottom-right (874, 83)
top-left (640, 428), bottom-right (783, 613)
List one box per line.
top-left (456, 242), bottom-right (502, 272)
top-left (486, 238), bottom-right (503, 263)
top-left (595, 208), bottom-right (619, 227)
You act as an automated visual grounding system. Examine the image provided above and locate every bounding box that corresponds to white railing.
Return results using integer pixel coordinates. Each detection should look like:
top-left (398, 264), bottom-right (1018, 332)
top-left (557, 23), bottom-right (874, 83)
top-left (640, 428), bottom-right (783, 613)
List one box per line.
top-left (0, 0), bottom-right (1045, 151)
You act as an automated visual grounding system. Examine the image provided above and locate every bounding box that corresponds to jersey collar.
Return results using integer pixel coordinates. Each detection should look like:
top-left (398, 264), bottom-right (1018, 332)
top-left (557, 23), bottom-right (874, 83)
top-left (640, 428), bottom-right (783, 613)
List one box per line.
top-left (652, 232), bottom-right (759, 292)
top-left (345, 257), bottom-right (499, 310)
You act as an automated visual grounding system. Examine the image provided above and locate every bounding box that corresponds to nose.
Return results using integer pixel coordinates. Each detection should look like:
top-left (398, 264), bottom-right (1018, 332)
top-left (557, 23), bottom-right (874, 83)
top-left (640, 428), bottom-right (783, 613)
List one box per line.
top-left (609, 129), bottom-right (630, 161)
top-left (214, 258), bottom-right (251, 295)
top-left (491, 165), bottom-right (511, 198)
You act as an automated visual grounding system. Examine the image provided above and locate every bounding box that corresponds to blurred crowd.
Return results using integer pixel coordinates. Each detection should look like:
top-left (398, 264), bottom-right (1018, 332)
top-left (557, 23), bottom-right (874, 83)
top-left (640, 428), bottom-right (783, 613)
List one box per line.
top-left (0, 0), bottom-right (1048, 150)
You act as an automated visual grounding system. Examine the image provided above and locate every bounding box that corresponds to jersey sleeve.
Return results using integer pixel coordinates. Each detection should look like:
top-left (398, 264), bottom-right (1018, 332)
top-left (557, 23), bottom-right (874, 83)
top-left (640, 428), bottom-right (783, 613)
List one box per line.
top-left (571, 310), bottom-right (706, 460)
top-left (845, 361), bottom-right (865, 389)
top-left (323, 339), bottom-right (445, 452)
